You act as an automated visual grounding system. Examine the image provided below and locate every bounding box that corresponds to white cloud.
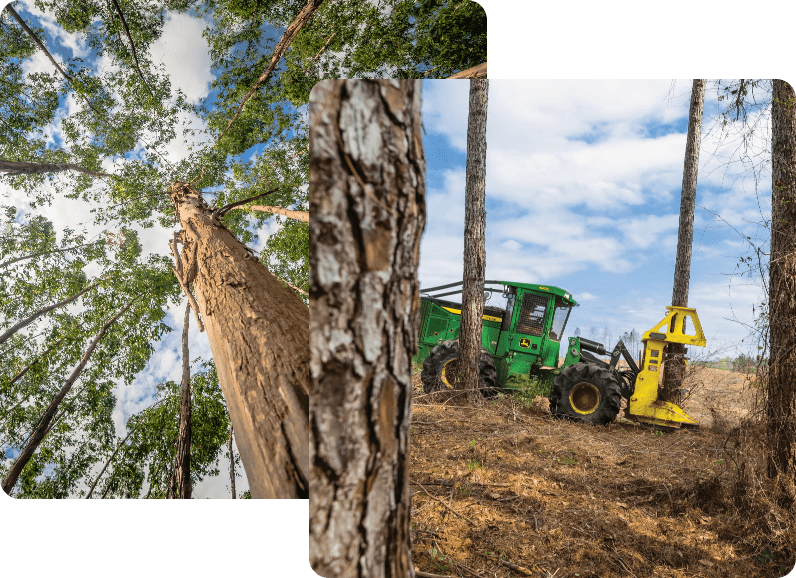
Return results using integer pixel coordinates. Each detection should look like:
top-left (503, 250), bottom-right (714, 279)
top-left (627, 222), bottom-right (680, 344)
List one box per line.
top-left (150, 12), bottom-right (214, 104)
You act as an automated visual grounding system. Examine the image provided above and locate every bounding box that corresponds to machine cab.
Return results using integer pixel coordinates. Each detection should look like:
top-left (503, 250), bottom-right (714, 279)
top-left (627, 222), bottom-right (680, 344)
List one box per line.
top-left (496, 282), bottom-right (577, 377)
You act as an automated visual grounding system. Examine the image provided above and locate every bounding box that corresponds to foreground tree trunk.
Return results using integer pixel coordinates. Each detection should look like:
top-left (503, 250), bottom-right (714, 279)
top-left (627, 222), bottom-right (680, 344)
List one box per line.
top-left (662, 79), bottom-right (705, 403)
top-left (173, 303), bottom-right (192, 499)
top-left (2, 298), bottom-right (136, 495)
top-left (460, 78), bottom-right (489, 403)
top-left (768, 80), bottom-right (796, 496)
top-left (309, 79), bottom-right (424, 578)
top-left (169, 181), bottom-right (309, 499)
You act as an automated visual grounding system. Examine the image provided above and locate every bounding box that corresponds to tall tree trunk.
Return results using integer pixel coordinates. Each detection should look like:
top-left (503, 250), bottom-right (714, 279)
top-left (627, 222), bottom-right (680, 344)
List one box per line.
top-left (0, 282), bottom-right (97, 346)
top-left (169, 182), bottom-right (309, 499)
top-left (460, 78), bottom-right (489, 403)
top-left (229, 424), bottom-right (236, 499)
top-left (233, 205), bottom-right (309, 223)
top-left (661, 79), bottom-right (705, 403)
top-left (173, 303), bottom-right (192, 499)
top-left (2, 298), bottom-right (136, 495)
top-left (309, 79), bottom-right (424, 578)
top-left (768, 80), bottom-right (796, 498)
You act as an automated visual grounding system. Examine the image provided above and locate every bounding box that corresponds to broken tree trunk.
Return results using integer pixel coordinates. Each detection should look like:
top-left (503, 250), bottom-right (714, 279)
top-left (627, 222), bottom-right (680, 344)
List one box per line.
top-left (169, 181), bottom-right (309, 499)
top-left (2, 297), bottom-right (136, 495)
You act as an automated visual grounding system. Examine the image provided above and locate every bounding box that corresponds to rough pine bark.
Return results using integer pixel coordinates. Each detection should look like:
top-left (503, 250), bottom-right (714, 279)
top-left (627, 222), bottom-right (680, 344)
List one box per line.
top-left (768, 80), bottom-right (796, 497)
top-left (460, 78), bottom-right (489, 403)
top-left (662, 79), bottom-right (705, 403)
top-left (173, 302), bottom-right (192, 499)
top-left (169, 181), bottom-right (309, 499)
top-left (309, 79), bottom-right (425, 578)
top-left (2, 298), bottom-right (136, 495)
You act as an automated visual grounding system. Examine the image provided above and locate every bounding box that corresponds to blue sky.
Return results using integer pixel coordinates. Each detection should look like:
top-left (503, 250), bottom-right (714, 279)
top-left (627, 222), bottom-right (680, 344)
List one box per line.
top-left (420, 79), bottom-right (771, 362)
top-left (0, 0), bottom-right (265, 498)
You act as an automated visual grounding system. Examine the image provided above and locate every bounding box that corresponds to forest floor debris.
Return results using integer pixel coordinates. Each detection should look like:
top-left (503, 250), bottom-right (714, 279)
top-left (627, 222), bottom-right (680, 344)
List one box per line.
top-left (410, 366), bottom-right (794, 578)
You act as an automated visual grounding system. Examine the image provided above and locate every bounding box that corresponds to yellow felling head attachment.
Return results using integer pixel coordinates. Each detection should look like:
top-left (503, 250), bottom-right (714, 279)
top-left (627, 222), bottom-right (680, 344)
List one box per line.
top-left (628, 306), bottom-right (706, 429)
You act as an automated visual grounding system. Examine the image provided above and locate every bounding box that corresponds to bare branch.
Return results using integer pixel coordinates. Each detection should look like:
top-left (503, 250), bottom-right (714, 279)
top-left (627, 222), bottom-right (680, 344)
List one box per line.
top-left (109, 0), bottom-right (156, 100)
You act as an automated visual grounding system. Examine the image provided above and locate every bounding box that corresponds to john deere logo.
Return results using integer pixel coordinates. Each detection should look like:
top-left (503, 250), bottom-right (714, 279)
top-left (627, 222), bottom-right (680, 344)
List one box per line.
top-left (519, 338), bottom-right (531, 349)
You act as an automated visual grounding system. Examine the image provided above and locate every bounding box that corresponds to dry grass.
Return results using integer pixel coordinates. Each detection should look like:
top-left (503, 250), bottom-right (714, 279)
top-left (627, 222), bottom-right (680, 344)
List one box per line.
top-left (409, 365), bottom-right (794, 578)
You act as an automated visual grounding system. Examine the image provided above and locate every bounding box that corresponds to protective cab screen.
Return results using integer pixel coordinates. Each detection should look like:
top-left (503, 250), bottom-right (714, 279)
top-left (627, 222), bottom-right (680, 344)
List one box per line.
top-left (549, 304), bottom-right (571, 342)
top-left (517, 293), bottom-right (548, 336)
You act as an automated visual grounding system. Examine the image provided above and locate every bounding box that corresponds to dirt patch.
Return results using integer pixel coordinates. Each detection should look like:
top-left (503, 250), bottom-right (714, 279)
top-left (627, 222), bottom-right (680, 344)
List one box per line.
top-left (409, 366), bottom-right (793, 578)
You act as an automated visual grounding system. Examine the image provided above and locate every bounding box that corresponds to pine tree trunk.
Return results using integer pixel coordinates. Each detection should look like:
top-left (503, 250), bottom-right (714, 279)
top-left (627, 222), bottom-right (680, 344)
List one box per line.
top-left (309, 79), bottom-right (424, 578)
top-left (662, 79), bottom-right (705, 403)
top-left (0, 282), bottom-right (97, 346)
top-left (460, 78), bottom-right (489, 403)
top-left (173, 302), bottom-right (192, 499)
top-left (229, 424), bottom-right (236, 498)
top-left (768, 80), bottom-right (796, 498)
top-left (2, 298), bottom-right (136, 495)
top-left (169, 181), bottom-right (309, 499)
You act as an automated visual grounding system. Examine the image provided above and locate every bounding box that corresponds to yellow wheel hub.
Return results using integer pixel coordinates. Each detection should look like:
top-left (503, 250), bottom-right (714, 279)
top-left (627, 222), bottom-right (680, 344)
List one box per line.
top-left (569, 382), bottom-right (600, 415)
top-left (441, 358), bottom-right (459, 389)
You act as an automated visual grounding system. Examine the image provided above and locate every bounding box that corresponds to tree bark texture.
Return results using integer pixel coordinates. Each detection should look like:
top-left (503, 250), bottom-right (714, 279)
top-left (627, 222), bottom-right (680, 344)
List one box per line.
top-left (768, 80), bottom-right (796, 494)
top-left (229, 424), bottom-right (236, 498)
top-left (173, 302), bottom-right (192, 499)
top-left (309, 79), bottom-right (425, 578)
top-left (0, 282), bottom-right (97, 346)
top-left (460, 78), bottom-right (489, 403)
top-left (169, 181), bottom-right (309, 499)
top-left (662, 79), bottom-right (705, 403)
top-left (235, 205), bottom-right (309, 223)
top-left (2, 298), bottom-right (136, 495)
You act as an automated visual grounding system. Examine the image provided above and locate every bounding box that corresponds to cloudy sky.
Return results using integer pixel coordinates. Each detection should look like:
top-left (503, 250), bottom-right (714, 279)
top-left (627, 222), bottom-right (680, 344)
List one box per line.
top-left (0, 0), bottom-right (273, 499)
top-left (420, 78), bottom-right (771, 361)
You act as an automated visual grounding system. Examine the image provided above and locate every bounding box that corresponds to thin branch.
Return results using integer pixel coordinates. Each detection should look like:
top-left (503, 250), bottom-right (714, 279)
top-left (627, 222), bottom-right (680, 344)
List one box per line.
top-left (216, 187), bottom-right (279, 218)
top-left (0, 240), bottom-right (102, 269)
top-left (4, 4), bottom-right (104, 117)
top-left (216, 0), bottom-right (325, 145)
top-left (171, 267), bottom-right (204, 332)
top-left (302, 32), bottom-right (335, 75)
top-left (0, 159), bottom-right (111, 178)
top-left (109, 0), bottom-right (156, 100)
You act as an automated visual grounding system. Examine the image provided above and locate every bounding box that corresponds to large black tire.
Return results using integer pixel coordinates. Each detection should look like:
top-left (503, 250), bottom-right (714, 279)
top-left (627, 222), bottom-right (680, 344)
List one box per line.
top-left (550, 362), bottom-right (622, 425)
top-left (421, 339), bottom-right (497, 397)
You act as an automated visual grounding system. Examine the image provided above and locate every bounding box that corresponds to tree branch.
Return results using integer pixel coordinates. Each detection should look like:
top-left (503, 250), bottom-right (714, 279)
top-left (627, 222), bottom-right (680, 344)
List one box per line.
top-left (216, 0), bottom-right (325, 144)
top-left (447, 62), bottom-right (487, 79)
top-left (109, 0), bottom-right (156, 100)
top-left (232, 204), bottom-right (308, 223)
top-left (216, 187), bottom-right (279, 218)
top-left (4, 4), bottom-right (105, 117)
top-left (0, 159), bottom-right (111, 178)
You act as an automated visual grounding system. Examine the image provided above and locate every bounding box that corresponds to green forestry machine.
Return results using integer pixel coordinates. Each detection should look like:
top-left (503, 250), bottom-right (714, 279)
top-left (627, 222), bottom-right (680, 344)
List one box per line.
top-left (414, 280), bottom-right (706, 429)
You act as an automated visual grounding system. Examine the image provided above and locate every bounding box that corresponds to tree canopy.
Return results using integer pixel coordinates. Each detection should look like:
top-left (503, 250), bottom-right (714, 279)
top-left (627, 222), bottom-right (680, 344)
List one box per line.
top-left (0, 0), bottom-right (486, 497)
